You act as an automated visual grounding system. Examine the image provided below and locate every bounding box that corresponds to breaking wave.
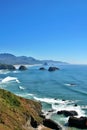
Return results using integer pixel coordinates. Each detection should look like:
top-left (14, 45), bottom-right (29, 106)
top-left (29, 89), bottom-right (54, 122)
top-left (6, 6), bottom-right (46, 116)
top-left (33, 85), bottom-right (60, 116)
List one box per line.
top-left (1, 76), bottom-right (20, 83)
top-left (33, 96), bottom-right (86, 118)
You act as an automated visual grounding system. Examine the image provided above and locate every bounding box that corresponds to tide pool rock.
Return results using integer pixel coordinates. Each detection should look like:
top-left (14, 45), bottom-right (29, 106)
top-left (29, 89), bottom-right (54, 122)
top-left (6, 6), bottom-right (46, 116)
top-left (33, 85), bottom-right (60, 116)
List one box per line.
top-left (48, 67), bottom-right (59, 71)
top-left (57, 110), bottom-right (78, 117)
top-left (68, 116), bottom-right (87, 129)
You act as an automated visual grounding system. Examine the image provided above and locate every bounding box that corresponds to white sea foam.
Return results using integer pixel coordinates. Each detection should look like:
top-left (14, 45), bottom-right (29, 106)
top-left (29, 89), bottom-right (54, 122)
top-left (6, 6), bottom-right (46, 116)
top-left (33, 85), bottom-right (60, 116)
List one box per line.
top-left (27, 93), bottom-right (34, 96)
top-left (52, 104), bottom-right (86, 117)
top-left (19, 86), bottom-right (25, 90)
top-left (0, 70), bottom-right (10, 74)
top-left (16, 93), bottom-right (34, 98)
top-left (64, 83), bottom-right (76, 87)
top-left (2, 76), bottom-right (20, 83)
top-left (16, 79), bottom-right (20, 83)
top-left (34, 96), bottom-right (86, 118)
top-left (33, 97), bottom-right (75, 105)
top-left (81, 106), bottom-right (87, 109)
top-left (13, 70), bottom-right (19, 73)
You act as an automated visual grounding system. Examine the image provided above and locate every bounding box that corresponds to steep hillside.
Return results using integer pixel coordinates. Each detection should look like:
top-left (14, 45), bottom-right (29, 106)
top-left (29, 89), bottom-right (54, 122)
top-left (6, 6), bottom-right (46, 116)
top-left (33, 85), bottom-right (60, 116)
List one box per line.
top-left (0, 89), bottom-right (43, 130)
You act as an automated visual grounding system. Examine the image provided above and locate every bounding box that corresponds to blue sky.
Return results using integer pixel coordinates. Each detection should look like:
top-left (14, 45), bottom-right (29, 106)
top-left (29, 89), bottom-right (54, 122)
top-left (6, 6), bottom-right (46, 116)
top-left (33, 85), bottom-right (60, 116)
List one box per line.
top-left (0, 0), bottom-right (87, 64)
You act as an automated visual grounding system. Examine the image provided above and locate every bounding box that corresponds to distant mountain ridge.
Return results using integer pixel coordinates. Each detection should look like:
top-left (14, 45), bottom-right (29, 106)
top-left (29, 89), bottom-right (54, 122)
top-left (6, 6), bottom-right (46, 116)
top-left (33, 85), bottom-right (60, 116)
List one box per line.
top-left (0, 53), bottom-right (69, 65)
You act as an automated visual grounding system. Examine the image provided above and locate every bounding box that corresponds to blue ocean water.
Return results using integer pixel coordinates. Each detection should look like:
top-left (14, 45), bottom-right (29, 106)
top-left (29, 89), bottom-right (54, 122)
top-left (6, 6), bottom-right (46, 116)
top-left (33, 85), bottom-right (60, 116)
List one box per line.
top-left (0, 65), bottom-right (87, 130)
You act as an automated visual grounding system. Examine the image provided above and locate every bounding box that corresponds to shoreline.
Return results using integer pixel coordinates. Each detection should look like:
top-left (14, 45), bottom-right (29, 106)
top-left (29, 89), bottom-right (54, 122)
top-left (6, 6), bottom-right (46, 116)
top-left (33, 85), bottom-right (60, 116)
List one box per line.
top-left (14, 64), bottom-right (42, 69)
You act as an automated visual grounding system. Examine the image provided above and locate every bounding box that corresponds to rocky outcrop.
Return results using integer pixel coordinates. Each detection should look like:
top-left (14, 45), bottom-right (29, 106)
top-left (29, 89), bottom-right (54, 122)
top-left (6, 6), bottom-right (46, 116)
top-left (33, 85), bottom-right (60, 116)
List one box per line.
top-left (48, 67), bottom-right (59, 71)
top-left (19, 65), bottom-right (27, 70)
top-left (57, 110), bottom-right (78, 117)
top-left (39, 67), bottom-right (46, 70)
top-left (43, 119), bottom-right (62, 130)
top-left (0, 64), bottom-right (16, 70)
top-left (30, 116), bottom-right (38, 128)
top-left (68, 116), bottom-right (87, 129)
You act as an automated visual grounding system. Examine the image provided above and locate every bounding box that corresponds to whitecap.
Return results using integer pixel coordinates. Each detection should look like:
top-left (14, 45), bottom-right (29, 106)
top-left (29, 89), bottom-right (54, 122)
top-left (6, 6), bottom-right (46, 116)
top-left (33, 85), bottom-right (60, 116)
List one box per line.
top-left (0, 70), bottom-right (10, 74)
top-left (16, 79), bottom-right (20, 83)
top-left (64, 83), bottom-right (77, 87)
top-left (1, 76), bottom-right (20, 83)
top-left (19, 86), bottom-right (25, 90)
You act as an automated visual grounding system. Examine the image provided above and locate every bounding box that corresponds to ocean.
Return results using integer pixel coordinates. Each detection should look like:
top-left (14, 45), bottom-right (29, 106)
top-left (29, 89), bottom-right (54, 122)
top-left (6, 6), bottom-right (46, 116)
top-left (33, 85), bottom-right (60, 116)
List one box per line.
top-left (0, 64), bottom-right (87, 130)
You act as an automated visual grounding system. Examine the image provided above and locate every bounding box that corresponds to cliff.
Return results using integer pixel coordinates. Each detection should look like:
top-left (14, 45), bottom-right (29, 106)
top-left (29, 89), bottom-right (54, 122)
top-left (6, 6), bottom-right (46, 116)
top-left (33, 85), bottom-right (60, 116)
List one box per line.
top-left (0, 89), bottom-right (43, 130)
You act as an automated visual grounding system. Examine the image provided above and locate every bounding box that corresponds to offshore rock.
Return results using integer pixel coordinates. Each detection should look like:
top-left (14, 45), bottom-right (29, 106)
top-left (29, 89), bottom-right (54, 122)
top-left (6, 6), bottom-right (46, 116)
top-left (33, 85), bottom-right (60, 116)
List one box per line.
top-left (19, 65), bottom-right (27, 70)
top-left (68, 116), bottom-right (87, 129)
top-left (39, 67), bottom-right (46, 70)
top-left (57, 110), bottom-right (78, 117)
top-left (48, 67), bottom-right (59, 71)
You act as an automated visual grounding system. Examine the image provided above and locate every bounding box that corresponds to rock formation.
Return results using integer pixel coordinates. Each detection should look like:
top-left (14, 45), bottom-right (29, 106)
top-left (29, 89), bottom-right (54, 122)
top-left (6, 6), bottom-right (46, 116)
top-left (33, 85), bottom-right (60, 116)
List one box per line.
top-left (68, 116), bottom-right (87, 129)
top-left (19, 65), bottom-right (27, 70)
top-left (39, 67), bottom-right (46, 70)
top-left (57, 110), bottom-right (78, 117)
top-left (0, 64), bottom-right (16, 70)
top-left (48, 67), bottom-right (59, 71)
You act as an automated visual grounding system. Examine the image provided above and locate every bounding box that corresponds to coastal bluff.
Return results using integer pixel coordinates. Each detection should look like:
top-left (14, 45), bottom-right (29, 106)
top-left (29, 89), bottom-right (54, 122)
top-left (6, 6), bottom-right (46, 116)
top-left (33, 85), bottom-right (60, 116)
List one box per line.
top-left (0, 89), bottom-right (62, 130)
top-left (0, 89), bottom-right (43, 130)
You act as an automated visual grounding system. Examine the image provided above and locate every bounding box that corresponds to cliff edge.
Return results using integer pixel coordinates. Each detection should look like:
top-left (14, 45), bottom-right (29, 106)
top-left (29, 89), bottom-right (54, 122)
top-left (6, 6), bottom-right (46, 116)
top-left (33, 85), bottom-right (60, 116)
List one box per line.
top-left (0, 89), bottom-right (43, 130)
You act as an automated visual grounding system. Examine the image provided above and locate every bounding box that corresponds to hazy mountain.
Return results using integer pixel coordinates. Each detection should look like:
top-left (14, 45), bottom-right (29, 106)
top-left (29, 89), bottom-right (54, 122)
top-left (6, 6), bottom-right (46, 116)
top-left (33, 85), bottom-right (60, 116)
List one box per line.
top-left (0, 53), bottom-right (69, 65)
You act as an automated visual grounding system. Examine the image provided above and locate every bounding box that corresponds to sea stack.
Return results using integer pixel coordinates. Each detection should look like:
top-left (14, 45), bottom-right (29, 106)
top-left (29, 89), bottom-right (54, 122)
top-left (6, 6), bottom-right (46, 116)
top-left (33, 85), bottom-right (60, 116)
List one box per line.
top-left (19, 65), bottom-right (27, 70)
top-left (48, 67), bottom-right (59, 71)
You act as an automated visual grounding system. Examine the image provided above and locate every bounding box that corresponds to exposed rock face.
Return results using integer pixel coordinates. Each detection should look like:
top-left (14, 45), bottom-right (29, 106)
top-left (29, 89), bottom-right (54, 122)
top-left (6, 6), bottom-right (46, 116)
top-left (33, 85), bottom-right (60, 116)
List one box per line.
top-left (39, 67), bottom-right (46, 70)
top-left (19, 65), bottom-right (27, 70)
top-left (30, 116), bottom-right (38, 128)
top-left (0, 89), bottom-right (43, 130)
top-left (57, 110), bottom-right (78, 117)
top-left (48, 67), bottom-right (59, 71)
top-left (43, 119), bottom-right (62, 130)
top-left (0, 64), bottom-right (16, 70)
top-left (68, 116), bottom-right (87, 129)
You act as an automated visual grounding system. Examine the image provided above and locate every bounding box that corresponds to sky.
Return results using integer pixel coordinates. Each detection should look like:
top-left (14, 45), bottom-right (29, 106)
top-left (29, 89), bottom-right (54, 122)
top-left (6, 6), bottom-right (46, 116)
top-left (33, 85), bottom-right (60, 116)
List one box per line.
top-left (0, 0), bottom-right (87, 64)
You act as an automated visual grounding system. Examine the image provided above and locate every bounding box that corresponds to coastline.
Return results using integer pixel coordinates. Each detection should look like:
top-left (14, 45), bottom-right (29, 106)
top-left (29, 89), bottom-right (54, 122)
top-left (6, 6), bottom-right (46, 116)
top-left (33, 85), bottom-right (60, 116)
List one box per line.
top-left (14, 64), bottom-right (42, 69)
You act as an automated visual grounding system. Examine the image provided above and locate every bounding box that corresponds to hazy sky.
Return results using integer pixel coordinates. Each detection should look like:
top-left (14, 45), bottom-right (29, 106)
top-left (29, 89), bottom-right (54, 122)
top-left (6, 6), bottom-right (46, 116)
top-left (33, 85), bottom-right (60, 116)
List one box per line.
top-left (0, 0), bottom-right (87, 64)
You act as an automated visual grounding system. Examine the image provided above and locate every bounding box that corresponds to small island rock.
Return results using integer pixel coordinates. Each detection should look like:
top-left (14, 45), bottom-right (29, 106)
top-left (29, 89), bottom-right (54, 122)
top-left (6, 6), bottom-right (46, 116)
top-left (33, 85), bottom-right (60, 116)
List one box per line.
top-left (39, 67), bottom-right (46, 70)
top-left (48, 67), bottom-right (59, 71)
top-left (57, 110), bottom-right (78, 117)
top-left (19, 65), bottom-right (27, 70)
